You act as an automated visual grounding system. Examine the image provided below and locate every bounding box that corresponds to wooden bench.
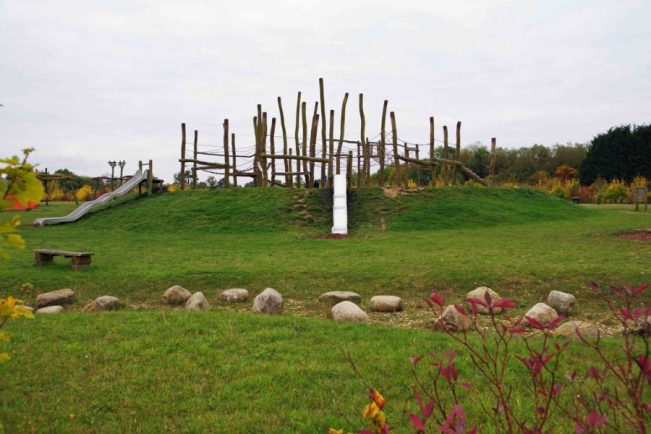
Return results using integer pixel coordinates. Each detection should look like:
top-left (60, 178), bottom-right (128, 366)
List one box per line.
top-left (34, 249), bottom-right (95, 270)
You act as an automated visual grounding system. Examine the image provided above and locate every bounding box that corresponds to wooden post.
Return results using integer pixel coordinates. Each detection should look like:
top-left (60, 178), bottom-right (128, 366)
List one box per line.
top-left (443, 125), bottom-right (449, 186)
top-left (489, 137), bottom-right (496, 185)
top-left (148, 160), bottom-right (153, 195)
top-left (262, 112), bottom-right (268, 187)
top-left (390, 112), bottom-right (402, 187)
top-left (336, 93), bottom-right (349, 174)
top-left (270, 117), bottom-right (277, 186)
top-left (416, 145), bottom-right (420, 187)
top-left (347, 150), bottom-right (353, 188)
top-left (256, 104), bottom-right (263, 187)
top-left (191, 130), bottom-right (198, 189)
top-left (278, 96), bottom-right (291, 187)
top-left (359, 93), bottom-right (366, 187)
top-left (319, 78), bottom-right (327, 188)
top-left (454, 121), bottom-right (461, 185)
top-left (309, 114), bottom-right (319, 187)
top-left (328, 109), bottom-right (335, 187)
top-left (356, 142), bottom-right (361, 188)
top-left (294, 91), bottom-right (302, 188)
top-left (231, 133), bottom-right (238, 187)
top-left (430, 117), bottom-right (436, 186)
top-left (223, 119), bottom-right (230, 188)
top-left (180, 123), bottom-right (186, 190)
top-left (380, 100), bottom-right (388, 187)
top-left (405, 143), bottom-right (411, 186)
top-left (301, 101), bottom-right (309, 187)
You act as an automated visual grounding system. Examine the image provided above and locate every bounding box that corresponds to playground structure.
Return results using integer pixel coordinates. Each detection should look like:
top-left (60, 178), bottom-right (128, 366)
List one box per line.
top-left (33, 160), bottom-right (156, 226)
top-left (178, 78), bottom-right (497, 190)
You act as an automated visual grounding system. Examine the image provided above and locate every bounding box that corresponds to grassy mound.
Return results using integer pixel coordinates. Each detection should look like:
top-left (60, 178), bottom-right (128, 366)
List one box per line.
top-left (73, 186), bottom-right (592, 235)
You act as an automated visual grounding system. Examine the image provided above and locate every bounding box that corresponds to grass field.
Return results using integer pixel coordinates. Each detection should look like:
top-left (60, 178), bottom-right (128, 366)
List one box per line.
top-left (1, 186), bottom-right (650, 432)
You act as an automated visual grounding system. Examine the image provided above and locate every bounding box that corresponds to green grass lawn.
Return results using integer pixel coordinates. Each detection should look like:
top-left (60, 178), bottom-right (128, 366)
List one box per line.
top-left (1, 187), bottom-right (650, 432)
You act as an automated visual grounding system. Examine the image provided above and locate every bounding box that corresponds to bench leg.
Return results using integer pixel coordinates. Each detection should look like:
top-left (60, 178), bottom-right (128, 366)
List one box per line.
top-left (71, 256), bottom-right (92, 271)
top-left (35, 253), bottom-right (54, 266)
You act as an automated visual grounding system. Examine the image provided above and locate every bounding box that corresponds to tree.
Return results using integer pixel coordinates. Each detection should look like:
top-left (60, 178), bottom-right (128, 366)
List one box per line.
top-left (206, 176), bottom-right (218, 188)
top-left (173, 170), bottom-right (192, 186)
top-left (1, 149), bottom-right (40, 361)
top-left (579, 124), bottom-right (651, 185)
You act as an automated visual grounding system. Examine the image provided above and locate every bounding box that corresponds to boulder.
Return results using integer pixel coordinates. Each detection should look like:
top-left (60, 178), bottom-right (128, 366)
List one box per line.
top-left (466, 286), bottom-right (503, 314)
top-left (547, 291), bottom-right (576, 317)
top-left (185, 292), bottom-right (210, 311)
top-left (331, 301), bottom-right (369, 323)
top-left (318, 291), bottom-right (361, 305)
top-left (552, 321), bottom-right (600, 339)
top-left (36, 306), bottom-right (64, 314)
top-left (220, 288), bottom-right (249, 303)
top-left (36, 289), bottom-right (74, 308)
top-left (434, 305), bottom-right (473, 332)
top-left (252, 288), bottom-right (283, 315)
top-left (523, 303), bottom-right (559, 328)
top-left (370, 296), bottom-right (403, 312)
top-left (162, 285), bottom-right (192, 305)
top-left (82, 296), bottom-right (121, 312)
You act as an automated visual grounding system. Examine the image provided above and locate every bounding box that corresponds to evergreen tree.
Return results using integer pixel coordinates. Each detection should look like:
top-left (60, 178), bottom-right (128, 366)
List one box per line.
top-left (579, 124), bottom-right (651, 185)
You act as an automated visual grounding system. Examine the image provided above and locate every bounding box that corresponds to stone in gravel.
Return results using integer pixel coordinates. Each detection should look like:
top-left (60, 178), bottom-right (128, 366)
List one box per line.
top-left (523, 303), bottom-right (559, 328)
top-left (434, 305), bottom-right (472, 332)
top-left (82, 296), bottom-right (121, 312)
top-left (36, 306), bottom-right (64, 314)
top-left (318, 291), bottom-right (361, 305)
top-left (331, 301), bottom-right (369, 323)
top-left (220, 288), bottom-right (249, 302)
top-left (552, 321), bottom-right (600, 339)
top-left (466, 286), bottom-right (503, 314)
top-left (185, 292), bottom-right (210, 311)
top-left (162, 285), bottom-right (192, 305)
top-left (252, 288), bottom-right (283, 315)
top-left (547, 290), bottom-right (576, 317)
top-left (369, 296), bottom-right (403, 312)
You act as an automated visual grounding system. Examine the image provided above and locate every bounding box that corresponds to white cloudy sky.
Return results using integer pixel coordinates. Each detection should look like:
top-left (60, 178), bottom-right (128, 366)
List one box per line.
top-left (1, 0), bottom-right (650, 182)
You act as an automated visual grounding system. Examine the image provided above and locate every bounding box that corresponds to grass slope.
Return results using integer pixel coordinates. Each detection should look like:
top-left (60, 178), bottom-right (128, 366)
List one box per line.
top-left (0, 186), bottom-right (650, 432)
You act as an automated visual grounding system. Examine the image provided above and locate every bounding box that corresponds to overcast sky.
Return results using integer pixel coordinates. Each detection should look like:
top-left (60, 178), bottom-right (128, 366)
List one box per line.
top-left (2, 0), bottom-right (650, 183)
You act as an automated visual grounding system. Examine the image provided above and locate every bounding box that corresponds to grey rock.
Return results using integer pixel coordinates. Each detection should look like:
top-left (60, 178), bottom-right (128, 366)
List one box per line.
top-left (185, 292), bottom-right (210, 311)
top-left (547, 291), bottom-right (576, 317)
top-left (252, 288), bottom-right (283, 315)
top-left (331, 301), bottom-right (369, 323)
top-left (318, 291), bottom-right (361, 305)
top-left (370, 296), bottom-right (403, 312)
top-left (434, 305), bottom-right (473, 332)
top-left (220, 288), bottom-right (249, 302)
top-left (466, 286), bottom-right (503, 314)
top-left (162, 285), bottom-right (192, 305)
top-left (36, 306), bottom-right (64, 314)
top-left (552, 321), bottom-right (600, 339)
top-left (82, 296), bottom-right (121, 312)
top-left (36, 289), bottom-right (74, 308)
top-left (523, 303), bottom-right (559, 328)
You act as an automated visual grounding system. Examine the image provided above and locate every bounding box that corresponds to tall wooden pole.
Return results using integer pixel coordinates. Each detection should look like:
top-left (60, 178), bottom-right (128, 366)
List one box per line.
top-left (278, 96), bottom-right (291, 187)
top-left (301, 101), bottom-right (308, 186)
top-left (270, 117), bottom-right (276, 186)
top-left (359, 93), bottom-right (366, 187)
top-left (328, 109), bottom-right (335, 187)
top-left (415, 145), bottom-right (420, 187)
top-left (336, 93), bottom-right (349, 175)
top-left (443, 125), bottom-right (449, 186)
top-left (490, 137), bottom-right (496, 185)
top-left (356, 142), bottom-right (361, 188)
top-left (309, 113), bottom-right (319, 187)
top-left (180, 123), bottom-right (186, 190)
top-left (454, 121), bottom-right (461, 185)
top-left (319, 78), bottom-right (327, 187)
top-left (192, 129), bottom-right (198, 189)
top-left (347, 150), bottom-right (353, 188)
top-left (390, 112), bottom-right (401, 187)
top-left (430, 117), bottom-right (435, 186)
top-left (294, 92), bottom-right (302, 188)
top-left (223, 119), bottom-right (230, 188)
top-left (380, 100), bottom-right (388, 187)
top-left (231, 133), bottom-right (237, 187)
top-left (262, 112), bottom-right (268, 186)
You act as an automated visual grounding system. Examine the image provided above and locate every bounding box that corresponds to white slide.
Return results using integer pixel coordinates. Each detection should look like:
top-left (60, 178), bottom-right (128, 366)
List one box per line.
top-left (33, 170), bottom-right (149, 226)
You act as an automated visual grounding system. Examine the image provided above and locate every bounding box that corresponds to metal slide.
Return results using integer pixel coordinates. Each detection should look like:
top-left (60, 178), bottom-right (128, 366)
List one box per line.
top-left (33, 170), bottom-right (149, 227)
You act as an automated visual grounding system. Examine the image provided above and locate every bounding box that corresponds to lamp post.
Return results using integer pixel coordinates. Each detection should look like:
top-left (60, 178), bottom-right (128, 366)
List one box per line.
top-left (108, 161), bottom-right (116, 190)
top-left (118, 160), bottom-right (126, 186)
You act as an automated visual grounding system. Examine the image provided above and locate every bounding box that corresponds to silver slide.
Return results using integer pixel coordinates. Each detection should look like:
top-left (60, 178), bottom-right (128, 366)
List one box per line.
top-left (33, 170), bottom-right (149, 226)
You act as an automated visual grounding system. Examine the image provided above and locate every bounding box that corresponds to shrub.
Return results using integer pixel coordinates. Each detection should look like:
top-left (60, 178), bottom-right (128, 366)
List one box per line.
top-left (75, 184), bottom-right (95, 201)
top-left (336, 282), bottom-right (650, 433)
top-left (604, 179), bottom-right (630, 203)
